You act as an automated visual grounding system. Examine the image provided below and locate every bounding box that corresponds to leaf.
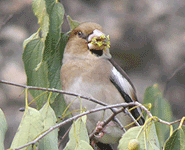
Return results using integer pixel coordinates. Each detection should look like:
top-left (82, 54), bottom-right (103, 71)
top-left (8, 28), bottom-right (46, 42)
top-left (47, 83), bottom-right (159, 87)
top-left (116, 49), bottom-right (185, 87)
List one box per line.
top-left (0, 109), bottom-right (7, 150)
top-left (23, 32), bottom-right (39, 49)
top-left (60, 33), bottom-right (69, 59)
top-left (23, 38), bottom-right (44, 71)
top-left (138, 121), bottom-right (160, 150)
top-left (44, 2), bottom-right (65, 59)
top-left (39, 102), bottom-right (58, 150)
top-left (118, 119), bottom-right (160, 150)
top-left (143, 84), bottom-right (173, 146)
top-left (10, 107), bottom-right (44, 150)
top-left (50, 94), bottom-right (67, 119)
top-left (64, 117), bottom-right (92, 150)
top-left (76, 140), bottom-right (94, 150)
top-left (43, 2), bottom-right (65, 104)
top-left (67, 15), bottom-right (80, 30)
top-left (48, 2), bottom-right (64, 46)
top-left (32, 0), bottom-right (49, 39)
top-left (50, 33), bottom-right (69, 114)
top-left (23, 38), bottom-right (49, 108)
top-left (23, 1), bottom-right (67, 114)
top-left (163, 126), bottom-right (185, 150)
top-left (118, 126), bottom-right (142, 150)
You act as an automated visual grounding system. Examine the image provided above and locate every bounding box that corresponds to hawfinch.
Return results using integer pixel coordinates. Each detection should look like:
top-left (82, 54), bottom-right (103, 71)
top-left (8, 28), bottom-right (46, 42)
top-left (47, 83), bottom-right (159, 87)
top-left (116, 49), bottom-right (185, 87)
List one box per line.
top-left (61, 22), bottom-right (144, 145)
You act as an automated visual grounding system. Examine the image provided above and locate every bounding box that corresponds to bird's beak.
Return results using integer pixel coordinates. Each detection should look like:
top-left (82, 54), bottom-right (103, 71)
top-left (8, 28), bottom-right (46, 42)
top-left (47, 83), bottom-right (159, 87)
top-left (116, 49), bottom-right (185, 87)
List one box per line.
top-left (87, 29), bottom-right (110, 50)
top-left (88, 29), bottom-right (105, 42)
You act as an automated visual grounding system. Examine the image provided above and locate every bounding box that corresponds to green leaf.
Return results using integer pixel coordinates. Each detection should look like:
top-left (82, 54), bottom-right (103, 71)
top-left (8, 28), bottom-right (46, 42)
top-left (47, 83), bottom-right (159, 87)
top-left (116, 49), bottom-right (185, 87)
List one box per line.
top-left (23, 38), bottom-right (49, 108)
top-left (23, 38), bottom-right (44, 72)
top-left (50, 94), bottom-right (67, 119)
top-left (23, 1), bottom-right (67, 113)
top-left (32, 0), bottom-right (49, 39)
top-left (60, 33), bottom-right (69, 59)
top-left (43, 2), bottom-right (65, 104)
top-left (75, 140), bottom-right (94, 150)
top-left (0, 109), bottom-right (7, 150)
top-left (23, 32), bottom-right (39, 49)
top-left (39, 102), bottom-right (58, 150)
top-left (67, 15), bottom-right (80, 30)
top-left (138, 121), bottom-right (160, 150)
top-left (64, 117), bottom-right (92, 150)
top-left (10, 107), bottom-right (44, 150)
top-left (143, 84), bottom-right (173, 146)
top-left (164, 126), bottom-right (185, 150)
top-left (48, 3), bottom-right (64, 46)
top-left (118, 126), bottom-right (142, 150)
top-left (118, 120), bottom-right (160, 150)
top-left (44, 2), bottom-right (64, 59)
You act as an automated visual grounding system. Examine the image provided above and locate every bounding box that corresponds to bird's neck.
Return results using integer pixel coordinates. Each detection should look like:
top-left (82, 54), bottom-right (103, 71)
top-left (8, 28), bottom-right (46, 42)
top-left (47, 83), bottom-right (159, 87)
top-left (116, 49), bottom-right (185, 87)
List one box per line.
top-left (62, 53), bottom-right (100, 64)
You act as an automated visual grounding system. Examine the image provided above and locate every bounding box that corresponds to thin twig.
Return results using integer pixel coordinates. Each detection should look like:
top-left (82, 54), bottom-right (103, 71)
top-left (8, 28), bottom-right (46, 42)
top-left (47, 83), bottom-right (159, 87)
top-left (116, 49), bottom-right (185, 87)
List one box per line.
top-left (12, 102), bottom-right (139, 150)
top-left (13, 101), bottom-right (178, 150)
top-left (158, 118), bottom-right (181, 126)
top-left (58, 125), bottom-right (72, 148)
top-left (0, 80), bottom-right (137, 129)
top-left (1, 80), bottom-right (181, 149)
top-left (0, 80), bottom-right (108, 106)
top-left (125, 108), bottom-right (140, 126)
top-left (0, 14), bottom-right (13, 32)
top-left (89, 108), bottom-right (127, 140)
top-left (163, 63), bottom-right (185, 96)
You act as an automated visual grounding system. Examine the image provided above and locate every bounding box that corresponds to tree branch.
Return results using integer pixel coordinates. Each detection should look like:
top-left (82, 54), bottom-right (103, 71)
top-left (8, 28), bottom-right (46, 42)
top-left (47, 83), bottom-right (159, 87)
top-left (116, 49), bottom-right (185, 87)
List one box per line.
top-left (0, 79), bottom-right (137, 130)
top-left (1, 80), bottom-right (181, 149)
top-left (0, 14), bottom-right (13, 31)
top-left (0, 80), bottom-right (108, 106)
top-left (163, 63), bottom-right (185, 96)
top-left (12, 102), bottom-right (139, 150)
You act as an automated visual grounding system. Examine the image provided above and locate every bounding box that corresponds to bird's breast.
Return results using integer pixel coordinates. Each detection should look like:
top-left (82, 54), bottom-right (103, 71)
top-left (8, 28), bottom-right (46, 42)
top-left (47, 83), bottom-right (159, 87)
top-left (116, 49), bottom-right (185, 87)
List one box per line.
top-left (61, 59), bottom-right (133, 133)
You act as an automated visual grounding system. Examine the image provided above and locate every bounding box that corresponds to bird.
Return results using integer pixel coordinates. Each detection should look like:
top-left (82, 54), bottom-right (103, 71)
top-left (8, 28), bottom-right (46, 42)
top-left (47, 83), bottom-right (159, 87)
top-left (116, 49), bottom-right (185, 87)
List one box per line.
top-left (61, 22), bottom-right (144, 148)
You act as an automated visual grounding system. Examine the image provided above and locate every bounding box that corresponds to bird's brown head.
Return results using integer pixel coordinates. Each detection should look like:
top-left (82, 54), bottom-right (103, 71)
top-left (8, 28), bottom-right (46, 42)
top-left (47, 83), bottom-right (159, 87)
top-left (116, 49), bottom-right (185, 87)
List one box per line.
top-left (63, 22), bottom-right (111, 61)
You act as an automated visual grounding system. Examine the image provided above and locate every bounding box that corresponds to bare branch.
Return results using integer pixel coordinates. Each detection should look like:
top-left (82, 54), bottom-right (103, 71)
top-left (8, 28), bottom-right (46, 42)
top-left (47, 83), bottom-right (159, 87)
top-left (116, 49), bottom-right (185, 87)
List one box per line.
top-left (14, 101), bottom-right (179, 150)
top-left (12, 102), bottom-right (138, 150)
top-left (0, 14), bottom-right (13, 31)
top-left (0, 80), bottom-right (137, 129)
top-left (89, 108), bottom-right (126, 140)
top-left (2, 80), bottom-right (182, 149)
top-left (0, 80), bottom-right (108, 106)
top-left (163, 63), bottom-right (185, 96)
top-left (58, 125), bottom-right (72, 148)
top-left (125, 108), bottom-right (140, 126)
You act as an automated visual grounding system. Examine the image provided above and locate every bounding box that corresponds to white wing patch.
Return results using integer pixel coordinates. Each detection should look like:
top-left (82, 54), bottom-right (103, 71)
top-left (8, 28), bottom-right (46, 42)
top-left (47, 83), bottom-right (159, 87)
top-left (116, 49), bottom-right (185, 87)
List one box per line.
top-left (111, 67), bottom-right (144, 124)
top-left (112, 67), bottom-right (134, 100)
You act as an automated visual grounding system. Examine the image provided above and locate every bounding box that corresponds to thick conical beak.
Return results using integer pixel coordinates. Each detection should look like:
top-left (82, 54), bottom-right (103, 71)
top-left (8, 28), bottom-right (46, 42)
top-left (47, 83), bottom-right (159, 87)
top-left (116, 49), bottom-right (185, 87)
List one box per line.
top-left (87, 29), bottom-right (111, 58)
top-left (88, 29), bottom-right (105, 42)
top-left (87, 29), bottom-right (110, 50)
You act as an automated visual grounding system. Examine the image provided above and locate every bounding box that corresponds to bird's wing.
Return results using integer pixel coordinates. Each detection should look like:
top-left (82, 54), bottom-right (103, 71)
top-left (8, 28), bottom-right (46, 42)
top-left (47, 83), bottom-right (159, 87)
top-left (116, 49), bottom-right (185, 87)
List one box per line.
top-left (109, 58), bottom-right (145, 125)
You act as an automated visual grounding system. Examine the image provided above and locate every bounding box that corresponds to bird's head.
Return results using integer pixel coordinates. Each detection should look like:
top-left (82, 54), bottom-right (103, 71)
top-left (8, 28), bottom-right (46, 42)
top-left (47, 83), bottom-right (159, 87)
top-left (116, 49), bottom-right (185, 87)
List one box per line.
top-left (63, 22), bottom-right (111, 61)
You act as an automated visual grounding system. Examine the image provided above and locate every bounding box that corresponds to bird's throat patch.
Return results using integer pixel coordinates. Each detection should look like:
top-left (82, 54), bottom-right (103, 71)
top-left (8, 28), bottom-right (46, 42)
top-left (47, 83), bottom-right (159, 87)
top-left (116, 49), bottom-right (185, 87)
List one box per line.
top-left (90, 49), bottom-right (103, 56)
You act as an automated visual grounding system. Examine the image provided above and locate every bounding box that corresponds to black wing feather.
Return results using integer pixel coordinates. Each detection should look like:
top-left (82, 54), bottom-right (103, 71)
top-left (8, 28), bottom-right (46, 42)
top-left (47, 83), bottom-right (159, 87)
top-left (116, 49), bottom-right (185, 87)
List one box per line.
top-left (109, 59), bottom-right (145, 125)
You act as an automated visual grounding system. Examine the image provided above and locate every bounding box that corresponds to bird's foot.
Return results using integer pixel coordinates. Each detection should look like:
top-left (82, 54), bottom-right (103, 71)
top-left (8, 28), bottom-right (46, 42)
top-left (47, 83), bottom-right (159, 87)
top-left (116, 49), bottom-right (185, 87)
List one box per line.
top-left (94, 121), bottom-right (115, 139)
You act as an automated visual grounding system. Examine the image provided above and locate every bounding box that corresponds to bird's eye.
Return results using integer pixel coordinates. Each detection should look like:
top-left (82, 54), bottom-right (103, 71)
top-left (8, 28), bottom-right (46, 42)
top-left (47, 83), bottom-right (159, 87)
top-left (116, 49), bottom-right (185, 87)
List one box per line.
top-left (77, 31), bottom-right (83, 37)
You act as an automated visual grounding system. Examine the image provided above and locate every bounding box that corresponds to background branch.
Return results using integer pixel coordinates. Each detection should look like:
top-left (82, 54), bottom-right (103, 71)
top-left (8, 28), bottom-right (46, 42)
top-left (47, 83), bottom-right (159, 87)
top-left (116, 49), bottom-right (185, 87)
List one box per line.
top-left (0, 14), bottom-right (13, 31)
top-left (163, 63), bottom-right (185, 96)
top-left (13, 100), bottom-right (181, 150)
top-left (12, 102), bottom-right (139, 150)
top-left (1, 80), bottom-right (182, 149)
top-left (0, 80), bottom-right (137, 129)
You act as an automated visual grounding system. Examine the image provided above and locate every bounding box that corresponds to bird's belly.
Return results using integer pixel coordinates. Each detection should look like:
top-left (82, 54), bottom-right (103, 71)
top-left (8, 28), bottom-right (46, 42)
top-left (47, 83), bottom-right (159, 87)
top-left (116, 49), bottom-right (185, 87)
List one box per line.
top-left (63, 77), bottom-right (132, 136)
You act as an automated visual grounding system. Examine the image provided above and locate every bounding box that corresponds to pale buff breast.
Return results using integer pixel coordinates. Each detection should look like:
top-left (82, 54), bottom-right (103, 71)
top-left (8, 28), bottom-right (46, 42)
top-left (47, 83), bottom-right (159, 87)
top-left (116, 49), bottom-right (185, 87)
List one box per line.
top-left (61, 58), bottom-right (132, 134)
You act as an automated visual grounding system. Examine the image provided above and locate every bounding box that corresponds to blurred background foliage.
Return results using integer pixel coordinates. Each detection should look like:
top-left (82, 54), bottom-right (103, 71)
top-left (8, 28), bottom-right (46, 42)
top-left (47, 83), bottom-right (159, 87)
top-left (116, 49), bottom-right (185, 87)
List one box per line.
top-left (0, 0), bottom-right (185, 148)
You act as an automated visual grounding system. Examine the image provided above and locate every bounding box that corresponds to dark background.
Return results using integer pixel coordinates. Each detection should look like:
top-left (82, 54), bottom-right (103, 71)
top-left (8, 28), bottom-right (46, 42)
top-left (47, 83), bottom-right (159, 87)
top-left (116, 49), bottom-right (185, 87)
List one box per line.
top-left (0, 0), bottom-right (185, 148)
